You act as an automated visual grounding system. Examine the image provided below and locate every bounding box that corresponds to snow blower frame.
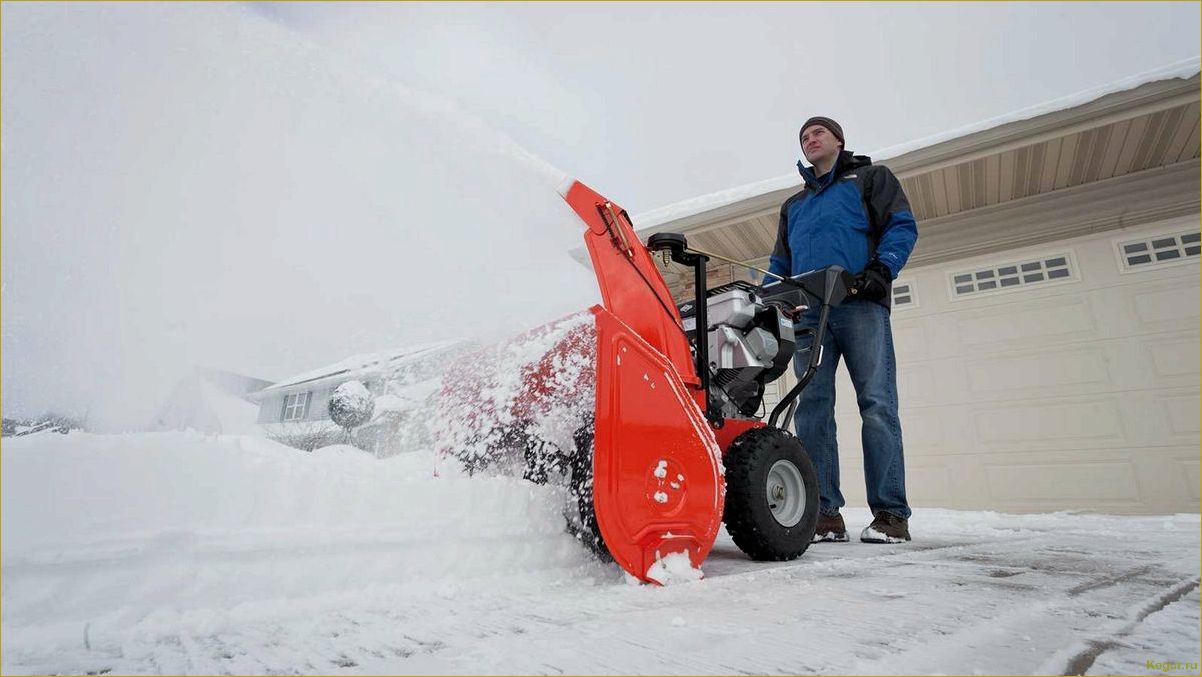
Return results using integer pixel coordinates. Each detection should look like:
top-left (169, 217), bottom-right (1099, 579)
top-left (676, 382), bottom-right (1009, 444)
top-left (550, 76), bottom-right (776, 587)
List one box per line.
top-left (442, 180), bottom-right (856, 584)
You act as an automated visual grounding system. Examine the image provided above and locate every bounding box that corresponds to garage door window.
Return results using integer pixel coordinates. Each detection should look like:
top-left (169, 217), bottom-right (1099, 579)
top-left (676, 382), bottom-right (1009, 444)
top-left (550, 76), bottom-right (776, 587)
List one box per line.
top-left (1117, 231), bottom-right (1201, 270)
top-left (892, 280), bottom-right (916, 308)
top-left (950, 254), bottom-right (1074, 299)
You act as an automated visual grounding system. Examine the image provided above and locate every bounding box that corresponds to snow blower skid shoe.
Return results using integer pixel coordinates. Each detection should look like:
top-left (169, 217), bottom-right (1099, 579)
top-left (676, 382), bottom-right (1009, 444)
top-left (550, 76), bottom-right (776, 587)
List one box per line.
top-left (437, 178), bottom-right (855, 584)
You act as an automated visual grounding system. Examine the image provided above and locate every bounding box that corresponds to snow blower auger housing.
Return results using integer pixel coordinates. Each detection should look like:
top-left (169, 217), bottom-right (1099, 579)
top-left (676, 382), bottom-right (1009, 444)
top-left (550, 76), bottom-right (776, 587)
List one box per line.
top-left (439, 179), bottom-right (855, 584)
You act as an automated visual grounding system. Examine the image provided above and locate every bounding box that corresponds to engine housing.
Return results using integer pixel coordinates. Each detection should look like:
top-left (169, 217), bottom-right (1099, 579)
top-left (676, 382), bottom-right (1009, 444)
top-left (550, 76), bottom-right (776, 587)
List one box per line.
top-left (679, 281), bottom-right (797, 418)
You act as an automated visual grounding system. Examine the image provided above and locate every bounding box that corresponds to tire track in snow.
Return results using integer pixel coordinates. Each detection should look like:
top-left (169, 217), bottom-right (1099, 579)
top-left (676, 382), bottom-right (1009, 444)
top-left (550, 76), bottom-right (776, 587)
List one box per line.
top-left (1060, 577), bottom-right (1201, 676)
top-left (832, 530), bottom-right (1195, 675)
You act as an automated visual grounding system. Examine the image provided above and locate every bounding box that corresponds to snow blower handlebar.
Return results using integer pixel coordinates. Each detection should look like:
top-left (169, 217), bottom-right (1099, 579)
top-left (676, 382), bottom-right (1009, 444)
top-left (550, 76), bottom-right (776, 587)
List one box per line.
top-left (644, 232), bottom-right (722, 425)
top-left (763, 265), bottom-right (857, 427)
top-left (645, 232), bottom-right (858, 431)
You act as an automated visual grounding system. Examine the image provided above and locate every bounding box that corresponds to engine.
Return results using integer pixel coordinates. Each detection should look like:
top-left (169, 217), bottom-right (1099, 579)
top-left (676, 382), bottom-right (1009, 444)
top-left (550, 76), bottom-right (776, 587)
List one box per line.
top-left (678, 280), bottom-right (800, 419)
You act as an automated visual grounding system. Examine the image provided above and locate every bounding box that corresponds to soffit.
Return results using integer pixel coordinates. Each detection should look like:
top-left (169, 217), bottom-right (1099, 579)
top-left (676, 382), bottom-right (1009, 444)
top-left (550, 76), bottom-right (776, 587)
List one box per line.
top-left (654, 92), bottom-right (1199, 271)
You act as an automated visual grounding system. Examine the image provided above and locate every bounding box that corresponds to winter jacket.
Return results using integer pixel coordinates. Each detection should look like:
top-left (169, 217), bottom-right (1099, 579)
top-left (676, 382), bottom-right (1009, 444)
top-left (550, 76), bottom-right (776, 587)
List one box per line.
top-left (766, 150), bottom-right (918, 309)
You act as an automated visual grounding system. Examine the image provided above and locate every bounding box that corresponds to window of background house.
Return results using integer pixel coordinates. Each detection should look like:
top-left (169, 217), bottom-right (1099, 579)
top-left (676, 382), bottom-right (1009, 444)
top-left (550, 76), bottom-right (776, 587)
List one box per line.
top-left (282, 391), bottom-right (311, 421)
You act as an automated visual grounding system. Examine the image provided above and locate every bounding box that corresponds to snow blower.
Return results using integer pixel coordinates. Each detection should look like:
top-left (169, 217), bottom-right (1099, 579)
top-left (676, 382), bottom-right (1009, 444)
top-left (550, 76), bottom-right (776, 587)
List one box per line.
top-left (437, 180), bottom-right (856, 584)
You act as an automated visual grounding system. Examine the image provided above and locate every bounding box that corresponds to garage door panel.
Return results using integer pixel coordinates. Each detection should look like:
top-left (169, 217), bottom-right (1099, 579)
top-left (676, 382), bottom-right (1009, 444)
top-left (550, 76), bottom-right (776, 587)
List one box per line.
top-left (965, 347), bottom-right (1110, 395)
top-left (896, 408), bottom-right (950, 450)
top-left (984, 460), bottom-right (1139, 503)
top-left (1131, 283), bottom-right (1200, 328)
top-left (1179, 460), bottom-right (1201, 501)
top-left (898, 365), bottom-right (938, 403)
top-left (893, 322), bottom-right (931, 361)
top-left (973, 399), bottom-right (1126, 445)
top-left (1130, 449), bottom-right (1201, 510)
top-left (1155, 391), bottom-right (1201, 436)
top-left (955, 296), bottom-right (1099, 350)
top-left (1146, 336), bottom-right (1201, 379)
top-left (906, 464), bottom-right (953, 503)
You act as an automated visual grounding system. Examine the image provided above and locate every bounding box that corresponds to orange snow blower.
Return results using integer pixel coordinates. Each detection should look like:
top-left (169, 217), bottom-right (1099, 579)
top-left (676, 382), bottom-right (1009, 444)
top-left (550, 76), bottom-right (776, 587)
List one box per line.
top-left (439, 180), bottom-right (856, 584)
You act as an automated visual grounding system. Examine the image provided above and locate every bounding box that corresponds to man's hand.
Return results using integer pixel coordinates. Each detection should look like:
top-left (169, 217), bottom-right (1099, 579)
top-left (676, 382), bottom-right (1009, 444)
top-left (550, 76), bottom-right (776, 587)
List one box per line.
top-left (854, 261), bottom-right (892, 301)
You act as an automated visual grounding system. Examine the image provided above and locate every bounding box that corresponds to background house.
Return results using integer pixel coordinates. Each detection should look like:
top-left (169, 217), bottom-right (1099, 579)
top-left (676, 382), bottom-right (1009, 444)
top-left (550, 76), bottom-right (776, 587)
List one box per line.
top-left (255, 339), bottom-right (475, 454)
top-left (615, 65), bottom-right (1200, 515)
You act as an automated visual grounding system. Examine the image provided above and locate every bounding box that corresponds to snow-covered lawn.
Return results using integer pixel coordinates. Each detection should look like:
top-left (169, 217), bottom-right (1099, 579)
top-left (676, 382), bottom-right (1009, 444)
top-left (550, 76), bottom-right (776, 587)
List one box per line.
top-left (3, 432), bottom-right (1198, 675)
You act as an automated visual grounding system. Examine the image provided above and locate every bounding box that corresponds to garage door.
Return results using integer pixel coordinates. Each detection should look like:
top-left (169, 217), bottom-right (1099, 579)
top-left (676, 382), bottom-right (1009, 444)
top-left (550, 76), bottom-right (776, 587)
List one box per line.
top-left (763, 215), bottom-right (1200, 515)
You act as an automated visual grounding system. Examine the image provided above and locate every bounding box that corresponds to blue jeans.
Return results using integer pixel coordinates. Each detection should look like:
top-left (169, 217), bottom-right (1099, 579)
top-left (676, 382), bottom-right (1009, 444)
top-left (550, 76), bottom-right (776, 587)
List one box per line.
top-left (791, 299), bottom-right (910, 520)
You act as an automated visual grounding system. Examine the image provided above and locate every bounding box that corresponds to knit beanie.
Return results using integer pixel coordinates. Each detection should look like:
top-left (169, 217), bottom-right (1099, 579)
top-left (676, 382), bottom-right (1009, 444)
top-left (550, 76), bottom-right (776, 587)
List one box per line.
top-left (799, 116), bottom-right (844, 147)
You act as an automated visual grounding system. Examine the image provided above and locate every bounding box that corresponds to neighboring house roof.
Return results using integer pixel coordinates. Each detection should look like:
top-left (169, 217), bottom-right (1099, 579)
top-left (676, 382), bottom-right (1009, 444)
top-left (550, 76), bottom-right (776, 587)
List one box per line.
top-left (260, 339), bottom-right (470, 394)
top-left (630, 57), bottom-right (1201, 232)
top-left (196, 367), bottom-right (274, 403)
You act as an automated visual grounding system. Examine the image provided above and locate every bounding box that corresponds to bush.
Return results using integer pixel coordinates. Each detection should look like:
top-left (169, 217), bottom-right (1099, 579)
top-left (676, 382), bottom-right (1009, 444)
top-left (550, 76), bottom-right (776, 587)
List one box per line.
top-left (328, 380), bottom-right (375, 430)
top-left (264, 422), bottom-right (344, 452)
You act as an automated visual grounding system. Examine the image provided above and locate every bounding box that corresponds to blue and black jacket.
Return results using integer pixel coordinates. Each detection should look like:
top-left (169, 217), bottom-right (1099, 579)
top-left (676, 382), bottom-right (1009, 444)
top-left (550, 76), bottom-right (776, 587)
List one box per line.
top-left (767, 150), bottom-right (918, 309)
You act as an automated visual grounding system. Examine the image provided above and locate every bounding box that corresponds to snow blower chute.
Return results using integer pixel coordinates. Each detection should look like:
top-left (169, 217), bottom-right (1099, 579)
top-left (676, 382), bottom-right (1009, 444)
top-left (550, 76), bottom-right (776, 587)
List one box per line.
top-left (438, 180), bottom-right (857, 584)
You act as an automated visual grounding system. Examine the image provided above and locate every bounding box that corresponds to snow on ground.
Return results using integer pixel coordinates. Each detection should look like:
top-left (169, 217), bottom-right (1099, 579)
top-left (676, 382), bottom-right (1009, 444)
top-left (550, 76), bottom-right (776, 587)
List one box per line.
top-left (2, 431), bottom-right (1198, 675)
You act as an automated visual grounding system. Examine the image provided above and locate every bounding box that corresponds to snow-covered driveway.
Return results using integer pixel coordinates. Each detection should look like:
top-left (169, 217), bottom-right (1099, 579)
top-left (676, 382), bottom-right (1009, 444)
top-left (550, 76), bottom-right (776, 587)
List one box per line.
top-left (2, 433), bottom-right (1197, 675)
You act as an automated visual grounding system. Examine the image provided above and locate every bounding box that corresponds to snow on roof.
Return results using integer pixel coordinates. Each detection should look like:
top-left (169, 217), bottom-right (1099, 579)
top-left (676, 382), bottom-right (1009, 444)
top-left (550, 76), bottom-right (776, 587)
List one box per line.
top-left (633, 57), bottom-right (1201, 230)
top-left (263, 339), bottom-right (468, 392)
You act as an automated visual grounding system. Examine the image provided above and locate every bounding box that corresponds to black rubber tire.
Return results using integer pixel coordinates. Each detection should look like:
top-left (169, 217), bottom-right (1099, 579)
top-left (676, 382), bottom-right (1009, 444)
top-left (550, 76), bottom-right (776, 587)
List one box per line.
top-left (723, 427), bottom-right (820, 561)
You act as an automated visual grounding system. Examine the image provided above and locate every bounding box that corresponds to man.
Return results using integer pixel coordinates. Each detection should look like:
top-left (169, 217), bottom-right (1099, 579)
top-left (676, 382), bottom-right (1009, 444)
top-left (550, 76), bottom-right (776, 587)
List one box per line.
top-left (766, 116), bottom-right (918, 544)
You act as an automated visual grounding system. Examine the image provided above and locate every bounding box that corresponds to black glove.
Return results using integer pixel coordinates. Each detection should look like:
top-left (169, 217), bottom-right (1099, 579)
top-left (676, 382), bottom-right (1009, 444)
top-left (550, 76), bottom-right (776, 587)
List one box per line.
top-left (854, 261), bottom-right (891, 301)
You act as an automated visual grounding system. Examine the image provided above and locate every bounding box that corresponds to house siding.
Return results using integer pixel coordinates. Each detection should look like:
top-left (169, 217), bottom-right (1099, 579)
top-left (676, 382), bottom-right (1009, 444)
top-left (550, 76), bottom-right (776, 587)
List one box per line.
top-left (258, 378), bottom-right (385, 425)
top-left (257, 385), bottom-right (336, 425)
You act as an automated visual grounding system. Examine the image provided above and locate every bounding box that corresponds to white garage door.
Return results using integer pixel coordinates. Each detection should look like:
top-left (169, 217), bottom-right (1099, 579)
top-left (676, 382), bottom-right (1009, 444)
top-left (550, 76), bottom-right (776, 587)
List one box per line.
top-left (764, 215), bottom-right (1200, 515)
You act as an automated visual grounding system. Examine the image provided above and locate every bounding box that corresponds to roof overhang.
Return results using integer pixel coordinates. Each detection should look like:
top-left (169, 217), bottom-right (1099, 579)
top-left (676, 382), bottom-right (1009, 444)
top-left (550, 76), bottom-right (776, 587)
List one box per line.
top-left (567, 62), bottom-right (1200, 284)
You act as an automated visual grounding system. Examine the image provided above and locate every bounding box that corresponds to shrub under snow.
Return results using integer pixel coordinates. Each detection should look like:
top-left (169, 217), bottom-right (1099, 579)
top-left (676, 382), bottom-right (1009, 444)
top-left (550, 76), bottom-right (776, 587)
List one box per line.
top-left (328, 380), bottom-right (375, 431)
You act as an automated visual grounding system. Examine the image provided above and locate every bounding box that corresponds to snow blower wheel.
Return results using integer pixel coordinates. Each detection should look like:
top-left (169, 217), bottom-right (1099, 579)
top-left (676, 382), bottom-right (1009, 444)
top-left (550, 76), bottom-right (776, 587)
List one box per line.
top-left (722, 427), bottom-right (820, 561)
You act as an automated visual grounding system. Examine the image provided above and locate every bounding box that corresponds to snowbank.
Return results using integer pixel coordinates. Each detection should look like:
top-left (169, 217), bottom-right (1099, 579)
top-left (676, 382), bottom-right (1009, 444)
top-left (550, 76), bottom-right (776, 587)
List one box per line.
top-left (1, 431), bottom-right (608, 638)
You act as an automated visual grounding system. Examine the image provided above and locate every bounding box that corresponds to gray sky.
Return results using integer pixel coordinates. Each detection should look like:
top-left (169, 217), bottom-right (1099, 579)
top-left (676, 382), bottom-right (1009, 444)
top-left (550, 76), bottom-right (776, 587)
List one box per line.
top-left (250, 2), bottom-right (1200, 212)
top-left (2, 2), bottom-right (1198, 429)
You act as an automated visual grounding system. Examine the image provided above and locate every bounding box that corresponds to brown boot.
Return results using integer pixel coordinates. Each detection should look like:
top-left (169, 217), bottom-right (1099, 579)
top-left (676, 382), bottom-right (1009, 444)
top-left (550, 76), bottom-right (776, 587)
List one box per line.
top-left (812, 511), bottom-right (849, 542)
top-left (860, 511), bottom-right (911, 543)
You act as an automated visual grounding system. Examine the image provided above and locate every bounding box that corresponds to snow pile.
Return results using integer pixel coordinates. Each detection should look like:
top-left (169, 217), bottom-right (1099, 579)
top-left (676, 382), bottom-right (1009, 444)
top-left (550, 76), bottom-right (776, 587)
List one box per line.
top-left (0, 433), bottom-right (597, 572)
top-left (0, 431), bottom-right (612, 667)
top-left (644, 551), bottom-right (704, 586)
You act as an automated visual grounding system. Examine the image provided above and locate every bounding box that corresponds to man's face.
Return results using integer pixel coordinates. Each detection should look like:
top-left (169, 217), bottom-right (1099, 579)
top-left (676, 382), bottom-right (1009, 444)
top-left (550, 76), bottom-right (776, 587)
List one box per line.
top-left (801, 124), bottom-right (841, 165)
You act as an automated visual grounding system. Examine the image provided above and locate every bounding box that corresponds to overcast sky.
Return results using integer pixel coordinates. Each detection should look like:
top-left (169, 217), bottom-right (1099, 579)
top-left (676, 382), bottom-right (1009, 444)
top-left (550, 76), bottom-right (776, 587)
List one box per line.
top-left (249, 2), bottom-right (1200, 213)
top-left (2, 2), bottom-right (1198, 429)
